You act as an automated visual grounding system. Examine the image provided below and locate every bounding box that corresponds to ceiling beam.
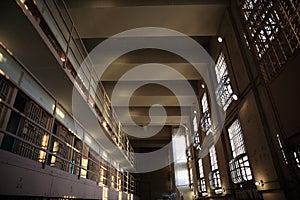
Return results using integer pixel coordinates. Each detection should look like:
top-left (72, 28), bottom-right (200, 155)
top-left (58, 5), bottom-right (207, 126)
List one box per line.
top-left (67, 4), bottom-right (227, 38)
top-left (65, 0), bottom-right (230, 8)
top-left (130, 139), bottom-right (170, 148)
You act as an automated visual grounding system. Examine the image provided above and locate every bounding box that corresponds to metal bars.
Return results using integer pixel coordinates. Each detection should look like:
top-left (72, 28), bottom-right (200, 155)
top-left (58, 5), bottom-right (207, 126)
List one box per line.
top-left (239, 0), bottom-right (300, 81)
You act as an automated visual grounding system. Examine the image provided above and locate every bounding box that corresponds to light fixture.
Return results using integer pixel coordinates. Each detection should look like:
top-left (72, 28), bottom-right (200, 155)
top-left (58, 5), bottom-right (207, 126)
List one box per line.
top-left (217, 36), bottom-right (223, 43)
top-left (0, 52), bottom-right (7, 62)
top-left (201, 84), bottom-right (205, 89)
top-left (232, 94), bottom-right (238, 101)
top-left (60, 54), bottom-right (66, 62)
top-left (255, 180), bottom-right (264, 187)
top-left (102, 121), bottom-right (107, 127)
top-left (0, 69), bottom-right (7, 77)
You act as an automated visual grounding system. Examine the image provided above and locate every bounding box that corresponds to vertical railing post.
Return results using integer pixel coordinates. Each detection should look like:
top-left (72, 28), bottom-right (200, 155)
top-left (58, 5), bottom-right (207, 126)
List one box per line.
top-left (42, 100), bottom-right (57, 169)
top-left (63, 21), bottom-right (74, 70)
top-left (78, 129), bottom-right (84, 180)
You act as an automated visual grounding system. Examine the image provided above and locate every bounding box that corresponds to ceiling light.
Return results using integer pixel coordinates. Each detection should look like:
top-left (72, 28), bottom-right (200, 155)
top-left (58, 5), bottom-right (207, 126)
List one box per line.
top-left (217, 36), bottom-right (223, 43)
top-left (232, 94), bottom-right (238, 100)
top-left (255, 180), bottom-right (264, 187)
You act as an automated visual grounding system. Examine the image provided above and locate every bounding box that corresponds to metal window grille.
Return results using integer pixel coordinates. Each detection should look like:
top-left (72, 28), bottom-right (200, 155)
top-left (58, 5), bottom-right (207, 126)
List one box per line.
top-left (229, 154), bottom-right (253, 184)
top-left (209, 146), bottom-right (219, 171)
top-left (228, 119), bottom-right (247, 158)
top-left (198, 159), bottom-right (207, 195)
top-left (201, 93), bottom-right (211, 134)
top-left (293, 149), bottom-right (300, 169)
top-left (215, 52), bottom-right (234, 111)
top-left (228, 119), bottom-right (253, 183)
top-left (208, 169), bottom-right (222, 190)
top-left (239, 0), bottom-right (300, 81)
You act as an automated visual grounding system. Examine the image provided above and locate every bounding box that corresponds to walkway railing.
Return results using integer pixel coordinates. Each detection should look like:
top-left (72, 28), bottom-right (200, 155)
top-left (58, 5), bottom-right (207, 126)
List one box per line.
top-left (0, 42), bottom-right (136, 194)
top-left (18, 0), bottom-right (134, 166)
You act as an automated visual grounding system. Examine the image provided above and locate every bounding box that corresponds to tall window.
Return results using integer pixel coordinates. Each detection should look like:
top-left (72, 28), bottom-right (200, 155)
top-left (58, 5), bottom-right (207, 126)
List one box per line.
top-left (293, 150), bottom-right (300, 169)
top-left (201, 92), bottom-right (209, 113)
top-left (208, 170), bottom-right (222, 194)
top-left (239, 0), bottom-right (300, 81)
top-left (201, 92), bottom-right (211, 133)
top-left (276, 134), bottom-right (289, 165)
top-left (193, 115), bottom-right (200, 148)
top-left (193, 114), bottom-right (198, 133)
top-left (209, 146), bottom-right (219, 171)
top-left (201, 92), bottom-right (222, 194)
top-left (228, 119), bottom-right (246, 158)
top-left (172, 128), bottom-right (189, 188)
top-left (228, 119), bottom-right (253, 183)
top-left (176, 169), bottom-right (189, 186)
top-left (208, 146), bottom-right (222, 194)
top-left (241, 0), bottom-right (279, 58)
top-left (189, 167), bottom-right (194, 188)
top-left (215, 52), bottom-right (234, 111)
top-left (198, 159), bottom-right (207, 196)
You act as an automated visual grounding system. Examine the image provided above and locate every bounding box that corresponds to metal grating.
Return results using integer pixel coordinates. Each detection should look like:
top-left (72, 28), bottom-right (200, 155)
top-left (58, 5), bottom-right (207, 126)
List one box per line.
top-left (215, 52), bottom-right (234, 111)
top-left (239, 0), bottom-right (300, 81)
top-left (0, 76), bottom-right (11, 116)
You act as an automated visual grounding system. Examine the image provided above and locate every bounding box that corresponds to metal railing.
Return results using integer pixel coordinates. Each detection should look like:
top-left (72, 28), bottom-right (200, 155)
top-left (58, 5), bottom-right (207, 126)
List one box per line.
top-left (0, 41), bottom-right (136, 194)
top-left (0, 77), bottom-right (135, 194)
top-left (18, 0), bottom-right (134, 166)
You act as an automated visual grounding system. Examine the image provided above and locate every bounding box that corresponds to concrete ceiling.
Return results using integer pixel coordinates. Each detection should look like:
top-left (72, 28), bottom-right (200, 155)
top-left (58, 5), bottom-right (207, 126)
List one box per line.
top-left (63, 0), bottom-right (228, 151)
top-left (65, 0), bottom-right (229, 8)
top-left (0, 0), bottom-right (228, 153)
top-left (65, 1), bottom-right (228, 38)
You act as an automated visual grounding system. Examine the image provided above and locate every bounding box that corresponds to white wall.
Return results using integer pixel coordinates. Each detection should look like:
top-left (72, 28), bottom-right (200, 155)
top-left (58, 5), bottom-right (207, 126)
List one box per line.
top-left (0, 149), bottom-right (134, 199)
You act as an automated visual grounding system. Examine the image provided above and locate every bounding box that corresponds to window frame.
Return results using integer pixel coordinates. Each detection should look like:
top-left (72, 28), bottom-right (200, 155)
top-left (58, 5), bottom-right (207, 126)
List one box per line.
top-left (214, 51), bottom-right (234, 111)
top-left (227, 118), bottom-right (253, 184)
top-left (197, 159), bottom-right (207, 196)
top-left (227, 118), bottom-right (247, 158)
top-left (239, 0), bottom-right (300, 81)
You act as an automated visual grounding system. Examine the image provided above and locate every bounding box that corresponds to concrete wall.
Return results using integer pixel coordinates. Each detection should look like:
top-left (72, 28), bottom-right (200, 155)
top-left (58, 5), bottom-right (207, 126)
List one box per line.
top-left (0, 149), bottom-right (133, 199)
top-left (204, 4), bottom-right (294, 200)
top-left (134, 165), bottom-right (174, 200)
top-left (269, 54), bottom-right (300, 138)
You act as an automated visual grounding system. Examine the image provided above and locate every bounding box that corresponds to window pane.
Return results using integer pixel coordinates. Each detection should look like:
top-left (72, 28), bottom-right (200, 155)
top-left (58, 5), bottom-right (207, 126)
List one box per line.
top-left (198, 159), bottom-right (205, 178)
top-left (229, 155), bottom-right (253, 183)
top-left (228, 119), bottom-right (253, 184)
top-left (228, 119), bottom-right (246, 158)
top-left (209, 146), bottom-right (219, 171)
top-left (215, 52), bottom-right (234, 111)
top-left (201, 92), bottom-right (211, 134)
